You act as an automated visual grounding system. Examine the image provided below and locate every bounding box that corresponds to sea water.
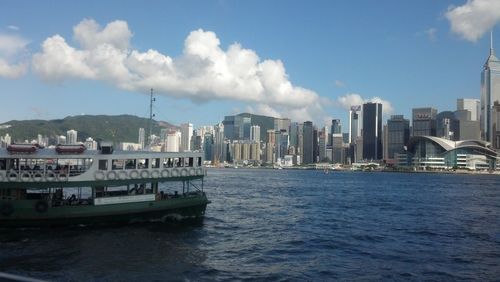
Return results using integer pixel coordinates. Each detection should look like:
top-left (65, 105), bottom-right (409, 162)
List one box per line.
top-left (0, 169), bottom-right (499, 281)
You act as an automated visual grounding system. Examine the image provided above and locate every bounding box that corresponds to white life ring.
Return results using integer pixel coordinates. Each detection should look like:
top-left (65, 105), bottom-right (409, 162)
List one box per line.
top-left (130, 170), bottom-right (139, 179)
top-left (20, 172), bottom-right (32, 182)
top-left (171, 169), bottom-right (179, 177)
top-left (33, 172), bottom-right (44, 182)
top-left (161, 169), bottom-right (170, 178)
top-left (94, 171), bottom-right (105, 181)
top-left (181, 168), bottom-right (189, 177)
top-left (189, 168), bottom-right (196, 176)
top-left (196, 168), bottom-right (204, 175)
top-left (107, 171), bottom-right (117, 180)
top-left (140, 170), bottom-right (150, 179)
top-left (7, 171), bottom-right (18, 182)
top-left (151, 170), bottom-right (160, 178)
top-left (57, 173), bottom-right (68, 182)
top-left (118, 171), bottom-right (128, 180)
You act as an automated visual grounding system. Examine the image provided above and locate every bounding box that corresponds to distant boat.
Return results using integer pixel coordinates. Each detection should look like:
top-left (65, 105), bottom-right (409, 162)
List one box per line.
top-left (0, 143), bottom-right (209, 227)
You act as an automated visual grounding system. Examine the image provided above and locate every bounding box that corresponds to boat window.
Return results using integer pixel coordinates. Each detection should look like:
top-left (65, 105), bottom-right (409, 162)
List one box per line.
top-left (112, 159), bottom-right (124, 170)
top-left (0, 159), bottom-right (5, 170)
top-left (188, 157), bottom-right (193, 167)
top-left (197, 157), bottom-right (202, 167)
top-left (174, 157), bottom-right (183, 167)
top-left (152, 158), bottom-right (160, 168)
top-left (7, 159), bottom-right (19, 171)
top-left (99, 160), bottom-right (108, 170)
top-left (138, 158), bottom-right (148, 169)
top-left (125, 159), bottom-right (136, 169)
top-left (163, 158), bottom-right (173, 168)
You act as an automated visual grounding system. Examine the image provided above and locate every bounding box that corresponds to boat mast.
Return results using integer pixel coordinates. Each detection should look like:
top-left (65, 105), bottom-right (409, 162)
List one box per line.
top-left (148, 88), bottom-right (155, 149)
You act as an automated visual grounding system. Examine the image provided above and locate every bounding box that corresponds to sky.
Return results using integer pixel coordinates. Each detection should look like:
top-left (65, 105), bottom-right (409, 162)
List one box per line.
top-left (1, 0), bottom-right (500, 129)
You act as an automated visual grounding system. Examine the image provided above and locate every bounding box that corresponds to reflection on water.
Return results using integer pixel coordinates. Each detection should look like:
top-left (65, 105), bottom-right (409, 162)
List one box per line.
top-left (1, 169), bottom-right (499, 281)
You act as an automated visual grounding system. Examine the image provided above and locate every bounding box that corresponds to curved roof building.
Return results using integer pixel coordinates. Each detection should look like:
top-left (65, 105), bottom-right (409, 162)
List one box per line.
top-left (403, 136), bottom-right (498, 170)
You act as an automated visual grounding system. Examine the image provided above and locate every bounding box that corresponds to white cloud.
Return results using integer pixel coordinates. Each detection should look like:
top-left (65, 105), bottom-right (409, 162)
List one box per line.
top-left (446, 0), bottom-right (500, 42)
top-left (0, 33), bottom-right (29, 78)
top-left (7, 25), bottom-right (19, 31)
top-left (337, 93), bottom-right (394, 115)
top-left (32, 19), bottom-right (322, 122)
top-left (334, 79), bottom-right (346, 88)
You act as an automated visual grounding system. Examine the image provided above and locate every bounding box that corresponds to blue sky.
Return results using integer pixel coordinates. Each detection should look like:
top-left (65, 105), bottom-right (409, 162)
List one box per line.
top-left (0, 0), bottom-right (499, 129)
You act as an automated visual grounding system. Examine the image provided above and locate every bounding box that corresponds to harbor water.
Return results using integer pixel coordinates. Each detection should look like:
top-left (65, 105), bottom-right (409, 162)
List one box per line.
top-left (0, 169), bottom-right (499, 281)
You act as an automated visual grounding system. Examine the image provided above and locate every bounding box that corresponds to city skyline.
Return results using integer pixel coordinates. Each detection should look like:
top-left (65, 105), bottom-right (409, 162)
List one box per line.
top-left (1, 1), bottom-right (499, 128)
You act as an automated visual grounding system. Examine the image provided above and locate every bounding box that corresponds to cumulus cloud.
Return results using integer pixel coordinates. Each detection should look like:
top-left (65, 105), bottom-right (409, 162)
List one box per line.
top-left (446, 0), bottom-right (500, 42)
top-left (32, 19), bottom-right (322, 122)
top-left (0, 33), bottom-right (29, 78)
top-left (337, 93), bottom-right (394, 115)
top-left (334, 79), bottom-right (346, 88)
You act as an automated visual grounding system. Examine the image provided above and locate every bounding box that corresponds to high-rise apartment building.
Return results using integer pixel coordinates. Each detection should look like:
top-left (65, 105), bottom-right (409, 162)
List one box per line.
top-left (138, 127), bottom-right (145, 149)
top-left (66, 129), bottom-right (77, 144)
top-left (412, 107), bottom-right (437, 137)
top-left (250, 125), bottom-right (261, 142)
top-left (302, 121), bottom-right (314, 164)
top-left (480, 33), bottom-right (500, 148)
top-left (362, 102), bottom-right (382, 160)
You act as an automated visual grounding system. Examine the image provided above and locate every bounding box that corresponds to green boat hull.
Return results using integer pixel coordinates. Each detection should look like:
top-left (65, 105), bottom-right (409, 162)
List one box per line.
top-left (0, 193), bottom-right (209, 227)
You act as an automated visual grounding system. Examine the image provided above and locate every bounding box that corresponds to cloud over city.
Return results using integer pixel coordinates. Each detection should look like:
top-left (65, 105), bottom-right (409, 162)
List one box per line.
top-left (337, 93), bottom-right (394, 115)
top-left (0, 33), bottom-right (29, 79)
top-left (446, 0), bottom-right (500, 42)
top-left (31, 18), bottom-right (323, 122)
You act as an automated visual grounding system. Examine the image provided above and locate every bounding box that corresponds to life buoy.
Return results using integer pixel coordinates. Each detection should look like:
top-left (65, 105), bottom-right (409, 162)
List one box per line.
top-left (34, 200), bottom-right (49, 213)
top-left (33, 172), bottom-right (44, 182)
top-left (196, 168), bottom-right (204, 175)
top-left (171, 169), bottom-right (179, 177)
top-left (140, 170), bottom-right (150, 179)
top-left (57, 173), bottom-right (68, 182)
top-left (151, 170), bottom-right (160, 178)
top-left (161, 169), bottom-right (170, 178)
top-left (94, 171), bottom-right (105, 180)
top-left (130, 170), bottom-right (139, 179)
top-left (46, 171), bottom-right (57, 182)
top-left (7, 171), bottom-right (18, 182)
top-left (189, 168), bottom-right (196, 176)
top-left (0, 203), bottom-right (14, 216)
top-left (118, 171), bottom-right (128, 180)
top-left (181, 168), bottom-right (189, 177)
top-left (107, 171), bottom-right (117, 180)
top-left (20, 172), bottom-right (32, 182)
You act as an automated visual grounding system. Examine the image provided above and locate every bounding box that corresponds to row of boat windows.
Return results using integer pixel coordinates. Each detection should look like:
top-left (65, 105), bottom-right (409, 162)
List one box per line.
top-left (0, 158), bottom-right (93, 176)
top-left (98, 157), bottom-right (202, 171)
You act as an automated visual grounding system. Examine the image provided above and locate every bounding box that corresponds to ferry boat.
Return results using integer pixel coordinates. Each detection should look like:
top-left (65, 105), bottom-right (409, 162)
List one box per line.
top-left (0, 142), bottom-right (209, 227)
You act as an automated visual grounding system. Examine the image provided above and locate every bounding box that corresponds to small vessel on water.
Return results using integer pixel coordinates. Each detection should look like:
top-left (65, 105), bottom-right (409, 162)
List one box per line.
top-left (0, 142), bottom-right (209, 227)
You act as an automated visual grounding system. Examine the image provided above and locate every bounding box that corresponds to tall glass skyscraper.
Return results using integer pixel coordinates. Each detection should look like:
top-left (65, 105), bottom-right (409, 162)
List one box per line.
top-left (302, 121), bottom-right (314, 164)
top-left (481, 32), bottom-right (500, 148)
top-left (362, 102), bottom-right (382, 160)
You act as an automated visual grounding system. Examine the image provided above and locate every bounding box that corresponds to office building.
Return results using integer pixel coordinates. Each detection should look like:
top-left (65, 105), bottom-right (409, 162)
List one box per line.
top-left (302, 121), bottom-right (314, 164)
top-left (386, 115), bottom-right (410, 160)
top-left (66, 129), bottom-right (77, 144)
top-left (412, 107), bottom-right (437, 137)
top-left (481, 32), bottom-right (500, 148)
top-left (250, 125), bottom-right (261, 142)
top-left (362, 102), bottom-right (383, 160)
top-left (180, 123), bottom-right (193, 152)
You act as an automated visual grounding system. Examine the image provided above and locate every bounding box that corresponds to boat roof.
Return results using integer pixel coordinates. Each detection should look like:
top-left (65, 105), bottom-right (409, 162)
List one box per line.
top-left (0, 148), bottom-right (203, 159)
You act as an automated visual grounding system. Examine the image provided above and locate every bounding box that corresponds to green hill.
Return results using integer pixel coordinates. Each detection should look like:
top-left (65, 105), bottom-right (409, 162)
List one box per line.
top-left (0, 115), bottom-right (178, 144)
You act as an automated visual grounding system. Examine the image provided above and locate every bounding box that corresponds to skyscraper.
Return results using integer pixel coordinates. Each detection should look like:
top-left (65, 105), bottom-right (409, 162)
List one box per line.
top-left (302, 121), bottom-right (314, 164)
top-left (480, 32), bottom-right (500, 148)
top-left (250, 125), bottom-right (261, 142)
top-left (349, 106), bottom-right (361, 144)
top-left (138, 127), bottom-right (145, 149)
top-left (362, 102), bottom-right (382, 160)
top-left (412, 107), bottom-right (437, 137)
top-left (180, 123), bottom-right (193, 152)
top-left (386, 115), bottom-right (410, 160)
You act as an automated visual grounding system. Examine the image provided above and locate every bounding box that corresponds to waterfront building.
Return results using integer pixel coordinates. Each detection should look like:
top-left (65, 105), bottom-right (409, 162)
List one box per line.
top-left (330, 119), bottom-right (341, 146)
top-left (57, 135), bottom-right (66, 145)
top-left (480, 32), bottom-right (500, 148)
top-left (274, 118), bottom-right (291, 133)
top-left (213, 123), bottom-right (225, 164)
top-left (119, 142), bottom-right (142, 151)
top-left (138, 127), bottom-right (145, 149)
top-left (302, 121), bottom-right (314, 164)
top-left (85, 137), bottom-right (98, 150)
top-left (404, 136), bottom-right (497, 170)
top-left (203, 133), bottom-right (213, 162)
top-left (1, 133), bottom-right (11, 148)
top-left (412, 107), bottom-right (437, 137)
top-left (458, 98), bottom-right (480, 121)
top-left (66, 129), bottom-right (77, 144)
top-left (456, 98), bottom-right (481, 140)
top-left (362, 102), bottom-right (383, 160)
top-left (289, 122), bottom-right (299, 149)
top-left (386, 115), bottom-right (410, 161)
top-left (332, 133), bottom-right (344, 163)
top-left (165, 130), bottom-right (181, 152)
top-left (349, 106), bottom-right (361, 144)
top-left (318, 130), bottom-right (328, 162)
